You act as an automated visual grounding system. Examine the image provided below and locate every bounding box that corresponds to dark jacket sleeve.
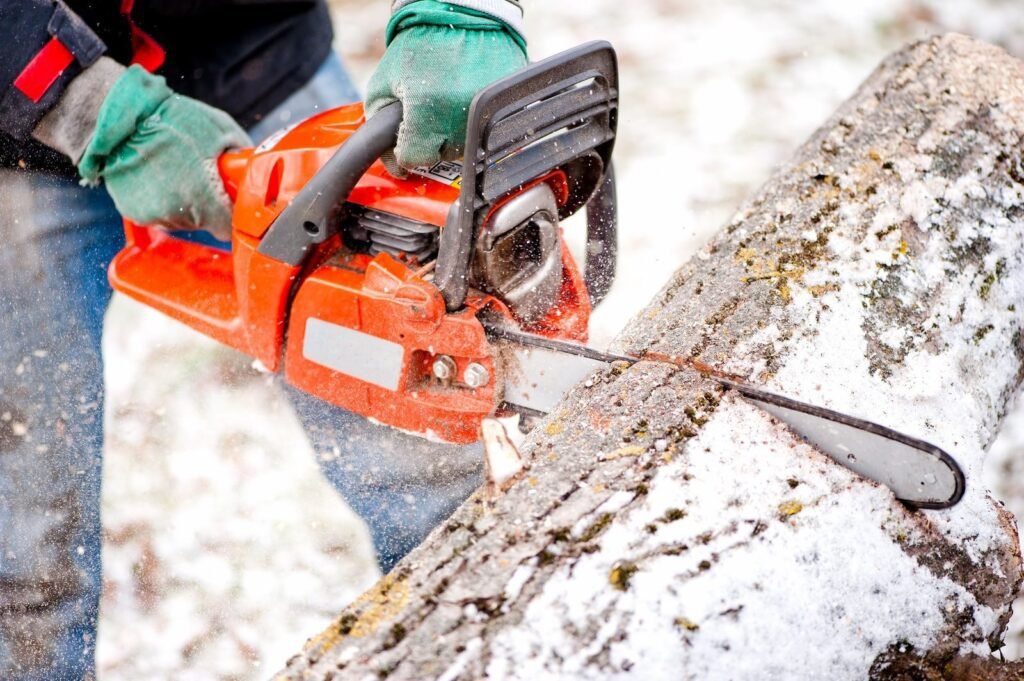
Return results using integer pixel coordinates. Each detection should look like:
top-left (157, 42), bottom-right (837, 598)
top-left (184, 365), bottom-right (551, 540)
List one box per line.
top-left (0, 1), bottom-right (106, 141)
top-left (134, 0), bottom-right (317, 19)
top-left (133, 0), bottom-right (333, 128)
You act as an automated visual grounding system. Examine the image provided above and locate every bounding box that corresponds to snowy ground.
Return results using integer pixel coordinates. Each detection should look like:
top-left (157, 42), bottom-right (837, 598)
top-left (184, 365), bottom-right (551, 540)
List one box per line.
top-left (98, 1), bottom-right (1024, 678)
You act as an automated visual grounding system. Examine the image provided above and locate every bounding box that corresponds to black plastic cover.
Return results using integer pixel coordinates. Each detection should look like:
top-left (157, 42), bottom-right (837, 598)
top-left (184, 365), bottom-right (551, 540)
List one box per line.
top-left (434, 41), bottom-right (619, 311)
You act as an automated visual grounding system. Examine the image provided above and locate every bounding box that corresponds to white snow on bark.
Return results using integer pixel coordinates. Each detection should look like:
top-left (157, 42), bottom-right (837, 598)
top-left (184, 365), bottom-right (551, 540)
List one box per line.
top-left (717, 97), bottom-right (1024, 565)
top-left (485, 399), bottom-right (999, 680)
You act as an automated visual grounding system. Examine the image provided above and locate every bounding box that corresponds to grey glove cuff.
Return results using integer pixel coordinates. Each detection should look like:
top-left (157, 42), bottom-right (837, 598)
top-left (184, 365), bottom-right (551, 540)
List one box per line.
top-left (392, 0), bottom-right (525, 37)
top-left (32, 56), bottom-right (125, 164)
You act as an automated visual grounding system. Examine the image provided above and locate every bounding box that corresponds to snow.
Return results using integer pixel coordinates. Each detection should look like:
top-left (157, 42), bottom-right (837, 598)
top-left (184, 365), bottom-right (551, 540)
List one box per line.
top-left (97, 0), bottom-right (1024, 677)
top-left (437, 638), bottom-right (484, 681)
top-left (100, 301), bottom-right (379, 678)
top-left (488, 399), bottom-right (996, 680)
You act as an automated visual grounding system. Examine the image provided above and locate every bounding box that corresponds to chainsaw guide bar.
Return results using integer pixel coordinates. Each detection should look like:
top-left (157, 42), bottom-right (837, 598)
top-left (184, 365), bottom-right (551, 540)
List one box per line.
top-left (484, 321), bottom-right (965, 509)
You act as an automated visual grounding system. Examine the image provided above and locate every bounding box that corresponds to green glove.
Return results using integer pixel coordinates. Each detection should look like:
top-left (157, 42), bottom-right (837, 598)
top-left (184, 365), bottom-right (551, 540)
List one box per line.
top-left (366, 0), bottom-right (527, 176)
top-left (78, 66), bottom-right (250, 240)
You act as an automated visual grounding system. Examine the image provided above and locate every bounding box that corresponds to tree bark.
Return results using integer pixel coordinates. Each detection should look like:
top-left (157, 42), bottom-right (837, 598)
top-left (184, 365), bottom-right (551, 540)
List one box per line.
top-left (277, 34), bottom-right (1024, 680)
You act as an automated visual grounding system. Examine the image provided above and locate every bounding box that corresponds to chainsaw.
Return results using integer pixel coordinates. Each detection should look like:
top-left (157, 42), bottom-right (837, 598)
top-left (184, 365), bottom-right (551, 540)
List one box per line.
top-left (108, 42), bottom-right (964, 509)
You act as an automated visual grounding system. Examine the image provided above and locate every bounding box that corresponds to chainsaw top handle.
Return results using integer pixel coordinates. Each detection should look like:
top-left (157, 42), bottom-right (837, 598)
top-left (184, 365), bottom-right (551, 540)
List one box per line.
top-left (256, 101), bottom-right (403, 264)
top-left (255, 41), bottom-right (619, 310)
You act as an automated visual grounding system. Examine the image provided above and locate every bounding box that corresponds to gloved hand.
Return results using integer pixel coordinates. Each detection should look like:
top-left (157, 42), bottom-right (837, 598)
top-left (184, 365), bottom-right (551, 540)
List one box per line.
top-left (77, 66), bottom-right (250, 240)
top-left (366, 0), bottom-right (527, 176)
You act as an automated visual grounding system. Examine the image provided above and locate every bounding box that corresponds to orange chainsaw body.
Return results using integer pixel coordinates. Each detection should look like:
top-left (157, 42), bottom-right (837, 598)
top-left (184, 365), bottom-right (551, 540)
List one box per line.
top-left (109, 103), bottom-right (592, 443)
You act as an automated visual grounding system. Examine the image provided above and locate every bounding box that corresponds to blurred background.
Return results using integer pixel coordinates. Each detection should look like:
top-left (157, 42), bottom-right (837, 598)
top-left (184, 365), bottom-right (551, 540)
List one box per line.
top-left (98, 1), bottom-right (1024, 678)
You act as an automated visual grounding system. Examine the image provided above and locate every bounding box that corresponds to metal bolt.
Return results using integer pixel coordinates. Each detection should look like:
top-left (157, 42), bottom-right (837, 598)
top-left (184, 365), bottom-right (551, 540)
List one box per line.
top-left (432, 355), bottom-right (457, 381)
top-left (463, 363), bottom-right (490, 388)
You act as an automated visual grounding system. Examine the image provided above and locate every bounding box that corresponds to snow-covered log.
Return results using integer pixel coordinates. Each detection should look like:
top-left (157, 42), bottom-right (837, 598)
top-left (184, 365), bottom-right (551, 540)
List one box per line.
top-left (277, 34), bottom-right (1024, 680)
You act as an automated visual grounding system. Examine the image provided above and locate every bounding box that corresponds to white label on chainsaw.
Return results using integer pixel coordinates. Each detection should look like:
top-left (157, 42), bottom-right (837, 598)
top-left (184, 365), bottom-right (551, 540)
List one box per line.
top-left (303, 318), bottom-right (404, 391)
top-left (411, 160), bottom-right (463, 188)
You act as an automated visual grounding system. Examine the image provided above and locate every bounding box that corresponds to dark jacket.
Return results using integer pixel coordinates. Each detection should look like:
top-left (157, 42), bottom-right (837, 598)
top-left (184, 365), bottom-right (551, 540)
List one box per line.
top-left (0, 0), bottom-right (334, 175)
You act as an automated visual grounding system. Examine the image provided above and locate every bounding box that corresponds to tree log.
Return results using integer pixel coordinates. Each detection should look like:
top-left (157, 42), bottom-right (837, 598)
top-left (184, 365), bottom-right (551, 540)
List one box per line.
top-left (277, 34), bottom-right (1024, 680)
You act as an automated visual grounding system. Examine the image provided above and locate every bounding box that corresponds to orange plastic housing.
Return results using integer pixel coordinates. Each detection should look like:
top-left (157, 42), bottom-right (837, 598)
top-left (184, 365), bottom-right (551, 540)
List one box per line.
top-left (109, 102), bottom-right (592, 443)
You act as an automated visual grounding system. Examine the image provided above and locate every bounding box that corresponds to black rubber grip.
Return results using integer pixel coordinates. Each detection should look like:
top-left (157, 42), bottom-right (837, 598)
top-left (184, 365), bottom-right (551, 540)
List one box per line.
top-left (257, 102), bottom-right (403, 265)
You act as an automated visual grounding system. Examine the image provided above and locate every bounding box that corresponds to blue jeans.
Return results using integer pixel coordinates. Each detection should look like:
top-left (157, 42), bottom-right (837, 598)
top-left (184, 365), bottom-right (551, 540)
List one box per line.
top-left (0, 55), bottom-right (481, 680)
